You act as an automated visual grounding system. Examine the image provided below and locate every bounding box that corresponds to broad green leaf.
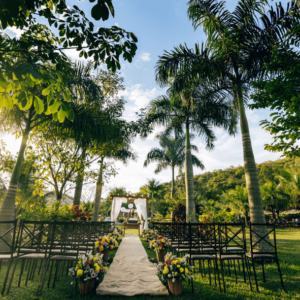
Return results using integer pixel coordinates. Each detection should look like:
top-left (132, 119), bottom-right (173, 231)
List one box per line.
top-left (66, 108), bottom-right (75, 121)
top-left (5, 95), bottom-right (14, 109)
top-left (48, 99), bottom-right (60, 113)
top-left (57, 109), bottom-right (66, 122)
top-left (42, 86), bottom-right (52, 96)
top-left (47, 89), bottom-right (54, 102)
top-left (19, 94), bottom-right (33, 110)
top-left (0, 96), bottom-right (5, 109)
top-left (34, 96), bottom-right (44, 114)
top-left (63, 90), bottom-right (71, 102)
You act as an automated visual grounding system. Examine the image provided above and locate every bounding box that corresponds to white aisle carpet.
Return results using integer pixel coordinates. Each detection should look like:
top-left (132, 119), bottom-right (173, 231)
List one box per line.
top-left (96, 234), bottom-right (169, 296)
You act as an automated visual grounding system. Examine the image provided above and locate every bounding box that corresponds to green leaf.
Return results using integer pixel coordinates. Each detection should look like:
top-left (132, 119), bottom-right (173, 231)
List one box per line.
top-left (34, 96), bottom-right (44, 114)
top-left (42, 86), bottom-right (52, 96)
top-left (66, 108), bottom-right (75, 121)
top-left (5, 95), bottom-right (14, 109)
top-left (0, 96), bottom-right (5, 109)
top-left (63, 90), bottom-right (71, 102)
top-left (48, 100), bottom-right (61, 114)
top-left (47, 89), bottom-right (54, 102)
top-left (57, 109), bottom-right (66, 123)
top-left (19, 94), bottom-right (33, 110)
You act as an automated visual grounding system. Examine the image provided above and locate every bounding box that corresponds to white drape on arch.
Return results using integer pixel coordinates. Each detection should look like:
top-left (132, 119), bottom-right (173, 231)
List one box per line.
top-left (111, 197), bottom-right (127, 222)
top-left (134, 198), bottom-right (148, 229)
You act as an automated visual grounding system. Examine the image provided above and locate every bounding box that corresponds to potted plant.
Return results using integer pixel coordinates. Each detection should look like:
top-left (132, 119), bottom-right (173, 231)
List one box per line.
top-left (149, 235), bottom-right (170, 263)
top-left (69, 251), bottom-right (107, 296)
top-left (156, 253), bottom-right (194, 295)
top-left (95, 235), bottom-right (118, 262)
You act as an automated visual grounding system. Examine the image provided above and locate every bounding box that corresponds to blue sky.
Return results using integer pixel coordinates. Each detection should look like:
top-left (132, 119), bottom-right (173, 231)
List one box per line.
top-left (3, 0), bottom-right (289, 197)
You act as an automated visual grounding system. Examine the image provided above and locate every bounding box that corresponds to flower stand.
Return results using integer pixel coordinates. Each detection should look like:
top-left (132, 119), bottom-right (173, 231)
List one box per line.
top-left (101, 250), bottom-right (109, 263)
top-left (156, 249), bottom-right (166, 263)
top-left (167, 279), bottom-right (182, 295)
top-left (79, 279), bottom-right (95, 296)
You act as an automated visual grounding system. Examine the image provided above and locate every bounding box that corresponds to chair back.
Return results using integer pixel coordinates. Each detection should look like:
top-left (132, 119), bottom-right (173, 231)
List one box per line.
top-left (249, 222), bottom-right (277, 256)
top-left (0, 219), bottom-right (18, 255)
top-left (217, 223), bottom-right (246, 255)
top-left (17, 220), bottom-right (52, 256)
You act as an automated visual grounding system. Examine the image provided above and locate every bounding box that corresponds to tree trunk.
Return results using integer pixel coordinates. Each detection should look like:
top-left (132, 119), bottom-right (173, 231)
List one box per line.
top-left (73, 151), bottom-right (86, 207)
top-left (237, 84), bottom-right (271, 250)
top-left (151, 192), bottom-right (154, 222)
top-left (171, 166), bottom-right (176, 198)
top-left (244, 214), bottom-right (248, 226)
top-left (185, 120), bottom-right (196, 222)
top-left (93, 157), bottom-right (104, 221)
top-left (0, 120), bottom-right (31, 251)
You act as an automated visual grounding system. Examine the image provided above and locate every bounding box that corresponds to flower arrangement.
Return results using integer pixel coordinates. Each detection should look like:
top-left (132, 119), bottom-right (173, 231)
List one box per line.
top-left (68, 251), bottom-right (107, 282)
top-left (95, 235), bottom-right (118, 252)
top-left (149, 236), bottom-right (170, 252)
top-left (156, 253), bottom-right (194, 283)
top-left (144, 230), bottom-right (157, 242)
top-left (116, 227), bottom-right (123, 235)
top-left (109, 229), bottom-right (122, 243)
top-left (142, 228), bottom-right (151, 235)
top-left (67, 205), bottom-right (92, 221)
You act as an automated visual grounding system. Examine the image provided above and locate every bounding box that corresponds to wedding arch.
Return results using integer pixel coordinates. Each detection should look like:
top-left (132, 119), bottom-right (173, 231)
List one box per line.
top-left (110, 195), bottom-right (150, 230)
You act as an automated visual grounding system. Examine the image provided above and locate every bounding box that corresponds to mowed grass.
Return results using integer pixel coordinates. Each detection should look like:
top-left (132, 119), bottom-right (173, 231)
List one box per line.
top-left (0, 227), bottom-right (299, 300)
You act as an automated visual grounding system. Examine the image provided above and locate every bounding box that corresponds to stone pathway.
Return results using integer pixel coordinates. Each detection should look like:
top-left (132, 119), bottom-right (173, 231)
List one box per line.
top-left (96, 234), bottom-right (169, 296)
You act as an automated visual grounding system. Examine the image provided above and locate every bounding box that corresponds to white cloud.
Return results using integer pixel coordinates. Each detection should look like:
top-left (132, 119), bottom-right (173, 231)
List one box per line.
top-left (137, 52), bottom-right (151, 62)
top-left (3, 27), bottom-right (24, 38)
top-left (120, 83), bottom-right (162, 121)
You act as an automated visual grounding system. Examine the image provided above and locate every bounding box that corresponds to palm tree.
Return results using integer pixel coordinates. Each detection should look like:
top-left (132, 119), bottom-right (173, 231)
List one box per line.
top-left (220, 186), bottom-right (249, 226)
top-left (261, 181), bottom-right (290, 219)
top-left (140, 82), bottom-right (233, 222)
top-left (155, 0), bottom-right (296, 240)
top-left (140, 179), bottom-right (161, 222)
top-left (92, 146), bottom-right (136, 221)
top-left (144, 131), bottom-right (204, 198)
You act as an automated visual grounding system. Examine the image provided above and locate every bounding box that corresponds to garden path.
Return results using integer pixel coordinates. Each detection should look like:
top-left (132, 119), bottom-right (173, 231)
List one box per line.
top-left (96, 234), bottom-right (169, 296)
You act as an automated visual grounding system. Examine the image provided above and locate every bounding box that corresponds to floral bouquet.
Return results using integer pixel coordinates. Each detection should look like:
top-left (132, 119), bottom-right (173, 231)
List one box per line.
top-left (95, 235), bottom-right (118, 253)
top-left (116, 227), bottom-right (123, 235)
top-left (156, 253), bottom-right (194, 283)
top-left (109, 229), bottom-right (122, 243)
top-left (142, 228), bottom-right (151, 235)
top-left (149, 236), bottom-right (170, 252)
top-left (68, 251), bottom-right (107, 283)
top-left (144, 230), bottom-right (157, 242)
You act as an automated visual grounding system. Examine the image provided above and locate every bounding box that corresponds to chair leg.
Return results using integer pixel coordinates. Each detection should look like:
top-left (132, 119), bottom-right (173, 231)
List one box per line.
top-left (275, 258), bottom-right (286, 292)
top-left (202, 260), bottom-right (206, 277)
top-left (47, 260), bottom-right (54, 288)
top-left (241, 259), bottom-right (246, 283)
top-left (215, 260), bottom-right (222, 292)
top-left (252, 260), bottom-right (259, 292)
top-left (37, 258), bottom-right (50, 296)
top-left (227, 260), bottom-right (231, 276)
top-left (38, 260), bottom-right (43, 275)
top-left (245, 258), bottom-right (252, 292)
top-left (233, 260), bottom-right (237, 284)
top-left (208, 260), bottom-right (212, 285)
top-left (261, 259), bottom-right (266, 283)
top-left (25, 259), bottom-right (33, 286)
top-left (7, 258), bottom-right (20, 294)
top-left (213, 260), bottom-right (217, 285)
top-left (237, 259), bottom-right (241, 271)
top-left (1, 258), bottom-right (13, 295)
top-left (18, 260), bottom-right (26, 287)
top-left (220, 260), bottom-right (226, 293)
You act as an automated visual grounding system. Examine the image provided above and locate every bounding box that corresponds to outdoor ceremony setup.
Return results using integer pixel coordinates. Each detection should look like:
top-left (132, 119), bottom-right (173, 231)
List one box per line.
top-left (1, 0), bottom-right (300, 299)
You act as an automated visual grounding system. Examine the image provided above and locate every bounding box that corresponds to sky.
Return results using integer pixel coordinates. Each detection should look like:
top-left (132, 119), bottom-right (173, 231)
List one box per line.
top-left (2, 0), bottom-right (290, 198)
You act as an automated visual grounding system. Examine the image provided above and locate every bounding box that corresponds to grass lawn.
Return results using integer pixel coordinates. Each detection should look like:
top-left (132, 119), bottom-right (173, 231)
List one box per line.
top-left (0, 227), bottom-right (299, 300)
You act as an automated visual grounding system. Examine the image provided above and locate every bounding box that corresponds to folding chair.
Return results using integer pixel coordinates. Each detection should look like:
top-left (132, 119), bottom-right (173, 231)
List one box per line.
top-left (0, 219), bottom-right (19, 295)
top-left (246, 222), bottom-right (285, 292)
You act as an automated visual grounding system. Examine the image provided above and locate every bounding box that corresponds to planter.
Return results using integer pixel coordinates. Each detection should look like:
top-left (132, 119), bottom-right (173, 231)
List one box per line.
top-left (101, 250), bottom-right (109, 262)
top-left (167, 279), bottom-right (182, 295)
top-left (79, 279), bottom-right (95, 296)
top-left (156, 249), bottom-right (166, 263)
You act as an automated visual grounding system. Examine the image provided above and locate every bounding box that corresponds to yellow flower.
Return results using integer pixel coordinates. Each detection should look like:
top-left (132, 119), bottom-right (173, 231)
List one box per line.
top-left (178, 258), bottom-right (183, 261)
top-left (110, 245), bottom-right (114, 249)
top-left (94, 264), bottom-right (100, 272)
top-left (180, 268), bottom-right (184, 273)
top-left (172, 260), bottom-right (178, 265)
top-left (165, 257), bottom-right (169, 260)
top-left (77, 269), bottom-right (83, 277)
top-left (177, 265), bottom-right (180, 268)
top-left (77, 261), bottom-right (82, 266)
top-left (95, 241), bottom-right (100, 248)
top-left (115, 241), bottom-right (118, 246)
top-left (175, 272), bottom-right (178, 276)
top-left (185, 268), bottom-right (189, 274)
top-left (104, 267), bottom-right (108, 271)
top-left (100, 246), bottom-right (104, 252)
top-left (164, 266), bottom-right (169, 270)
top-left (161, 238), bottom-right (165, 243)
top-left (163, 269), bottom-right (169, 274)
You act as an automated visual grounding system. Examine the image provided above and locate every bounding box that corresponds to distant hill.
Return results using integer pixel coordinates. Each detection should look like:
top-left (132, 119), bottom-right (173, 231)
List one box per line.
top-left (161, 157), bottom-right (300, 201)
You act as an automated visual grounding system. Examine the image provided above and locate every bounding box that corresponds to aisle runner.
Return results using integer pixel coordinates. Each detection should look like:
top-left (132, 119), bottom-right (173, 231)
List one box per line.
top-left (96, 234), bottom-right (169, 296)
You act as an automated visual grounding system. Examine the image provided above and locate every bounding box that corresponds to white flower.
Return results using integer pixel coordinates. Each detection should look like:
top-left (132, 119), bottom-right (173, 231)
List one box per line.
top-left (168, 274), bottom-right (171, 278)
top-left (172, 278), bottom-right (175, 283)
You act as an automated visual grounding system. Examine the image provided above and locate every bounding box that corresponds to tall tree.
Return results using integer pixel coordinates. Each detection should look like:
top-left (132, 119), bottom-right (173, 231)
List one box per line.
top-left (140, 179), bottom-right (161, 222)
top-left (154, 0), bottom-right (298, 239)
top-left (140, 81), bottom-right (233, 221)
top-left (144, 131), bottom-right (204, 198)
